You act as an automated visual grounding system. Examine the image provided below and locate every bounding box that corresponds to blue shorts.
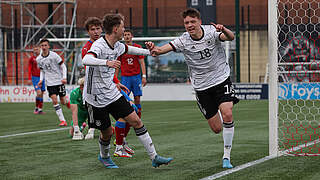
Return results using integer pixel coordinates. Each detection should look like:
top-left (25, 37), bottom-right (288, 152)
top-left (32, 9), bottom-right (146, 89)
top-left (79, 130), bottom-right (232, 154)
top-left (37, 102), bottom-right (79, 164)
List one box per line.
top-left (121, 74), bottom-right (142, 97)
top-left (32, 76), bottom-right (46, 91)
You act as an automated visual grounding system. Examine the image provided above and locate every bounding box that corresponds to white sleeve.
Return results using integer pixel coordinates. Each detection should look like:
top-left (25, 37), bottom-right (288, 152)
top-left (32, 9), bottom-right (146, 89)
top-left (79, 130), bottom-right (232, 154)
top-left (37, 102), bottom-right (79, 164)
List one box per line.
top-left (82, 54), bottom-right (107, 66)
top-left (127, 45), bottom-right (150, 56)
top-left (60, 63), bottom-right (67, 79)
top-left (170, 36), bottom-right (185, 52)
top-left (54, 52), bottom-right (63, 64)
top-left (40, 70), bottom-right (44, 81)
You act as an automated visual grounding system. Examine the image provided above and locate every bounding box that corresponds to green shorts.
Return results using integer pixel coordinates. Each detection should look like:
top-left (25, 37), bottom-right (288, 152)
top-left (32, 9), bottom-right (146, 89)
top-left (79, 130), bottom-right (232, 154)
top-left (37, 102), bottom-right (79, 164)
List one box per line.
top-left (71, 109), bottom-right (88, 126)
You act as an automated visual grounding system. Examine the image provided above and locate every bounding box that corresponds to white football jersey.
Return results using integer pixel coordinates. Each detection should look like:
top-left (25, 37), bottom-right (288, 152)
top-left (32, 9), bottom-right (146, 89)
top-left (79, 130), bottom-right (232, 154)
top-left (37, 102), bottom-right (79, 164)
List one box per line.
top-left (170, 25), bottom-right (230, 91)
top-left (83, 37), bottom-right (127, 107)
top-left (36, 51), bottom-right (64, 86)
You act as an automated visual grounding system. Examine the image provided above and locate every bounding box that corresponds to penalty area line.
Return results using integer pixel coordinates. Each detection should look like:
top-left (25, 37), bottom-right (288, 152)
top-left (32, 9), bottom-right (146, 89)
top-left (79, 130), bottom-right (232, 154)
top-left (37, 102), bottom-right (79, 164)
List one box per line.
top-left (0, 127), bottom-right (70, 138)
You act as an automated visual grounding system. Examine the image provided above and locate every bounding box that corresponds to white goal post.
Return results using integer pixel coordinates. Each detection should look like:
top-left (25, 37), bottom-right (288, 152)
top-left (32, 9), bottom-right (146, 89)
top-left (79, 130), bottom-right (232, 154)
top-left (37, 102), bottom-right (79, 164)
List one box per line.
top-left (268, 0), bottom-right (278, 157)
top-left (269, 0), bottom-right (320, 157)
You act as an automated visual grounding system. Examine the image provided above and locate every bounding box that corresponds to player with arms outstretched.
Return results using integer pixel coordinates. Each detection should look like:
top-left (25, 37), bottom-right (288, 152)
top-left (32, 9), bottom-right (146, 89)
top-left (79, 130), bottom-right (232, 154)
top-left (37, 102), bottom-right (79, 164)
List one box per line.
top-left (82, 13), bottom-right (173, 168)
top-left (149, 8), bottom-right (238, 168)
top-left (37, 39), bottom-right (70, 126)
top-left (28, 45), bottom-right (45, 114)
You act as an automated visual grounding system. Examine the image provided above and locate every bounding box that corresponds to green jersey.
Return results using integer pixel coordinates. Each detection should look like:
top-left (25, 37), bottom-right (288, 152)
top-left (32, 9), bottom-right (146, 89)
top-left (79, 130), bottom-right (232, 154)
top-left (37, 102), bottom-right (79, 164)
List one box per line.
top-left (70, 87), bottom-right (86, 112)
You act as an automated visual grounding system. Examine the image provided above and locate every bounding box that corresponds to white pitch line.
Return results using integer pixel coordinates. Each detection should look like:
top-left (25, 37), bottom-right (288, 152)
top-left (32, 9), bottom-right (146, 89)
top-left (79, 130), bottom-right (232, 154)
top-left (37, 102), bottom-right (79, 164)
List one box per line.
top-left (200, 139), bottom-right (320, 180)
top-left (0, 127), bottom-right (70, 138)
top-left (199, 155), bottom-right (277, 180)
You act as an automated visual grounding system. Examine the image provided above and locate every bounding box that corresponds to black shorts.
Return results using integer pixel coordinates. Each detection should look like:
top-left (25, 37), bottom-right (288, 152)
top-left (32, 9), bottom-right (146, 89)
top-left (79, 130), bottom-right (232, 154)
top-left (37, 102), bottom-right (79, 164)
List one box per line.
top-left (47, 84), bottom-right (66, 97)
top-left (86, 96), bottom-right (134, 130)
top-left (195, 77), bottom-right (239, 119)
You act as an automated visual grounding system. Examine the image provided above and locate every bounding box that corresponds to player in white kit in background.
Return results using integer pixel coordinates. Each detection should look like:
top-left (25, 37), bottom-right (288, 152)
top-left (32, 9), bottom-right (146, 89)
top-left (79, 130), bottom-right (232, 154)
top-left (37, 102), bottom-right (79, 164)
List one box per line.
top-left (37, 38), bottom-right (70, 127)
top-left (149, 8), bottom-right (239, 169)
top-left (82, 13), bottom-right (173, 168)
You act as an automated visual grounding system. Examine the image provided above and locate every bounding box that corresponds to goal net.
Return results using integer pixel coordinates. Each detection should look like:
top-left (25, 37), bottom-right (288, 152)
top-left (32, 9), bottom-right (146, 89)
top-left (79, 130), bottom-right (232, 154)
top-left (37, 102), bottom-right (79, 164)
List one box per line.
top-left (269, 0), bottom-right (320, 156)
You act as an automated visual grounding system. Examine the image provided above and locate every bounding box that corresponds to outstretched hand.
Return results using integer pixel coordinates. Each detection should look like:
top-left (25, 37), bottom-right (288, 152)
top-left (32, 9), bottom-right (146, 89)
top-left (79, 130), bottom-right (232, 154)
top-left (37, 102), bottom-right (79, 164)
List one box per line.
top-left (150, 47), bottom-right (161, 57)
top-left (145, 41), bottom-right (159, 57)
top-left (211, 22), bottom-right (225, 32)
top-left (145, 41), bottom-right (155, 50)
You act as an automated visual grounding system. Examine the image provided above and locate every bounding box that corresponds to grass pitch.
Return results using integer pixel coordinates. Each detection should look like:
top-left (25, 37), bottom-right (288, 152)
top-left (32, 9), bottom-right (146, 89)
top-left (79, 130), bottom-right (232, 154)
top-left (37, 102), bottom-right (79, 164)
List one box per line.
top-left (0, 100), bottom-right (319, 179)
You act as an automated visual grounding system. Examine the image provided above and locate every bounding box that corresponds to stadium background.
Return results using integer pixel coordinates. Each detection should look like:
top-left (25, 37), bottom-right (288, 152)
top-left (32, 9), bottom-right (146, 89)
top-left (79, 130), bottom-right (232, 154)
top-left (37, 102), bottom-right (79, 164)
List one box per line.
top-left (1, 1), bottom-right (320, 179)
top-left (0, 0), bottom-right (269, 86)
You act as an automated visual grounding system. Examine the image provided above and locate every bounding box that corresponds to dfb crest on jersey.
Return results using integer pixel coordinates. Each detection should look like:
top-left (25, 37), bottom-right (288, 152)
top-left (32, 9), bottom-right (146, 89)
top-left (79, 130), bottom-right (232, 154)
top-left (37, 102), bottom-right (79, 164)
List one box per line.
top-left (96, 120), bottom-right (101, 126)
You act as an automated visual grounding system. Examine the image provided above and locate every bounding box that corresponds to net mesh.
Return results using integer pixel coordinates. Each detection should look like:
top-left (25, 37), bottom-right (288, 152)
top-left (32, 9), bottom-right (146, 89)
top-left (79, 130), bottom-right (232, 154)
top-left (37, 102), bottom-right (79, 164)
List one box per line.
top-left (277, 0), bottom-right (320, 156)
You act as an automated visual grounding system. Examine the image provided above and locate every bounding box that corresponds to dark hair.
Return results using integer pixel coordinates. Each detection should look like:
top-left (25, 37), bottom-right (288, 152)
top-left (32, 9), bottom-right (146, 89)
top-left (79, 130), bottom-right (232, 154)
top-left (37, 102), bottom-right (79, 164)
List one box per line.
top-left (39, 38), bottom-right (49, 44)
top-left (124, 29), bottom-right (133, 35)
top-left (102, 13), bottom-right (124, 34)
top-left (84, 17), bottom-right (102, 31)
top-left (181, 8), bottom-right (201, 19)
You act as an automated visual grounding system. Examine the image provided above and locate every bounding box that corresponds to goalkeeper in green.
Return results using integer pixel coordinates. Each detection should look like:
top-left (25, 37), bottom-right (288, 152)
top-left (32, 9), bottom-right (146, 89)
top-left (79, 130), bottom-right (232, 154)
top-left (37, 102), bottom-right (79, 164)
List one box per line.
top-left (70, 77), bottom-right (95, 140)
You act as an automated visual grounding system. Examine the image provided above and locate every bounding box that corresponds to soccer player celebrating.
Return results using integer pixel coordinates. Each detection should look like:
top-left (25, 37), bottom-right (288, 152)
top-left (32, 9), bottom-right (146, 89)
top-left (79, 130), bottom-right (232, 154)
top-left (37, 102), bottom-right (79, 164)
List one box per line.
top-left (82, 17), bottom-right (135, 156)
top-left (37, 39), bottom-right (70, 126)
top-left (113, 29), bottom-right (147, 157)
top-left (28, 45), bottom-right (45, 114)
top-left (149, 8), bottom-right (238, 168)
top-left (82, 13), bottom-right (173, 168)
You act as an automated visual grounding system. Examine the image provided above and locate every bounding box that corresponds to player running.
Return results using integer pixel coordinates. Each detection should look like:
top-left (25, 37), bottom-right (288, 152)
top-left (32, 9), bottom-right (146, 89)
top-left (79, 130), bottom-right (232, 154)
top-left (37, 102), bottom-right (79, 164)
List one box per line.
top-left (28, 45), bottom-right (45, 114)
top-left (37, 38), bottom-right (70, 126)
top-left (82, 13), bottom-right (173, 168)
top-left (149, 8), bottom-right (238, 169)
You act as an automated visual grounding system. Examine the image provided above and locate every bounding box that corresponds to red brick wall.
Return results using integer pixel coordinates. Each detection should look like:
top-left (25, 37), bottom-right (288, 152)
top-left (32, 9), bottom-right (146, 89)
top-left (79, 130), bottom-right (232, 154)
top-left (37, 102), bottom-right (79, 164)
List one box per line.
top-left (1, 0), bottom-right (269, 28)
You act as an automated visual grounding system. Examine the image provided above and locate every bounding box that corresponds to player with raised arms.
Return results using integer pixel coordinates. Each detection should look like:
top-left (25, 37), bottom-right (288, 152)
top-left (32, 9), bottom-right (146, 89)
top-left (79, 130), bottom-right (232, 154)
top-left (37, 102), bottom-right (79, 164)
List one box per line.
top-left (149, 8), bottom-right (238, 168)
top-left (82, 13), bottom-right (173, 168)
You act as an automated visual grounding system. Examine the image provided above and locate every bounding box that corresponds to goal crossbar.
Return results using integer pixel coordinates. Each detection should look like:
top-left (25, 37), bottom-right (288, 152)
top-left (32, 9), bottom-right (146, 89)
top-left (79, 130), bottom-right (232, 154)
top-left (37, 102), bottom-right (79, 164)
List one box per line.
top-left (47, 36), bottom-right (178, 42)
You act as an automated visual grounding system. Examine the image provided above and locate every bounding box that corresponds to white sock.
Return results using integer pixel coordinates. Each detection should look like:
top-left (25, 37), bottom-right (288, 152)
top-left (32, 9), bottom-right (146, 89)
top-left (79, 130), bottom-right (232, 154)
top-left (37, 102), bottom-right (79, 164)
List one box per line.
top-left (99, 138), bottom-right (110, 158)
top-left (223, 122), bottom-right (234, 160)
top-left (135, 125), bottom-right (157, 160)
top-left (54, 104), bottom-right (65, 121)
top-left (88, 128), bottom-right (95, 134)
top-left (115, 144), bottom-right (123, 151)
top-left (73, 126), bottom-right (80, 132)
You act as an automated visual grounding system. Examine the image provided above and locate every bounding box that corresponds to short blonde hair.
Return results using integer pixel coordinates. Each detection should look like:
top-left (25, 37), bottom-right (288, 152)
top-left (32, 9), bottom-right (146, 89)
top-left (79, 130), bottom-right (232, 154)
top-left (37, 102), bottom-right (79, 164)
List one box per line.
top-left (78, 77), bottom-right (85, 86)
